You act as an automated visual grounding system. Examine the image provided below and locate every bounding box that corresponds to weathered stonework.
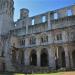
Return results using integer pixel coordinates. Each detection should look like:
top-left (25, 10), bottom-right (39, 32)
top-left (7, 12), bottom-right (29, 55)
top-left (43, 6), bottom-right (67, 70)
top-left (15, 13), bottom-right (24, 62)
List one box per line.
top-left (0, 0), bottom-right (75, 72)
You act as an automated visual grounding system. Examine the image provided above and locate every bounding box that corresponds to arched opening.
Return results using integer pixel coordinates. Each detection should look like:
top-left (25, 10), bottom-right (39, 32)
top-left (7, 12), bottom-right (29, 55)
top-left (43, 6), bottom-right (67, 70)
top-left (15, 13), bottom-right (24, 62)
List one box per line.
top-left (41, 48), bottom-right (48, 67)
top-left (40, 34), bottom-right (48, 43)
top-left (30, 36), bottom-right (36, 45)
top-left (72, 50), bottom-right (75, 67)
top-left (61, 51), bottom-right (66, 67)
top-left (0, 63), bottom-right (5, 72)
top-left (12, 49), bottom-right (16, 63)
top-left (30, 50), bottom-right (37, 66)
top-left (19, 50), bottom-right (24, 65)
top-left (57, 46), bottom-right (66, 68)
top-left (2, 63), bottom-right (5, 72)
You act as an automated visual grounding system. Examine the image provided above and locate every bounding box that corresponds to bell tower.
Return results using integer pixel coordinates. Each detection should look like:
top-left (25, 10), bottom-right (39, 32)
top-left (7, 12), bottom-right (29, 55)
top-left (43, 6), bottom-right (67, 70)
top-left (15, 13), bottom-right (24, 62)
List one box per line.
top-left (0, 0), bottom-right (14, 35)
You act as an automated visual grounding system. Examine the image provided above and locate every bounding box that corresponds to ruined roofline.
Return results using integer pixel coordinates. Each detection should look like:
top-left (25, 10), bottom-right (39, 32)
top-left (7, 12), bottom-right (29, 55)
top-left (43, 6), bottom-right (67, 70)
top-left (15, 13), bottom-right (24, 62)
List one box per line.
top-left (30, 4), bottom-right (75, 17)
top-left (16, 4), bottom-right (75, 21)
top-left (50, 4), bottom-right (75, 12)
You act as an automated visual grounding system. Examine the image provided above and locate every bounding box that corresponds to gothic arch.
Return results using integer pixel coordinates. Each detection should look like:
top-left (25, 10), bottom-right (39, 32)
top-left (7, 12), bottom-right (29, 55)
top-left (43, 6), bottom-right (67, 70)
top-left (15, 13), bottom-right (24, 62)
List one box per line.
top-left (29, 36), bottom-right (36, 45)
top-left (19, 50), bottom-right (24, 64)
top-left (57, 46), bottom-right (66, 68)
top-left (40, 48), bottom-right (48, 67)
top-left (40, 33), bottom-right (48, 43)
top-left (11, 48), bottom-right (16, 63)
top-left (30, 49), bottom-right (37, 66)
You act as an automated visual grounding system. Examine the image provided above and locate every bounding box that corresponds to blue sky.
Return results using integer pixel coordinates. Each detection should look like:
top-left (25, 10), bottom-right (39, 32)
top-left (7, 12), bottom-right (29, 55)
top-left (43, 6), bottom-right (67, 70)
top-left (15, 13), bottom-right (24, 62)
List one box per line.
top-left (14, 0), bottom-right (75, 21)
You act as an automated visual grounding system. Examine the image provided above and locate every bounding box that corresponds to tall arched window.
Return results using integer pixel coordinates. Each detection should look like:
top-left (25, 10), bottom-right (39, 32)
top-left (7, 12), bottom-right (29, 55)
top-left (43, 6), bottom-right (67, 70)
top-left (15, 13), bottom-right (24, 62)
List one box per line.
top-left (30, 50), bottom-right (37, 66)
top-left (41, 48), bottom-right (48, 66)
top-left (20, 39), bottom-right (25, 46)
top-left (30, 36), bottom-right (36, 45)
top-left (40, 34), bottom-right (48, 43)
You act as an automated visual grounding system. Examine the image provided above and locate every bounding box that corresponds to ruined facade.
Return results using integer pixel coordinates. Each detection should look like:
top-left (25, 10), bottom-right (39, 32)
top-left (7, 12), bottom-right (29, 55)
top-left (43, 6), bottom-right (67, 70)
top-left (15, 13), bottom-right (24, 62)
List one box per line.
top-left (0, 0), bottom-right (75, 72)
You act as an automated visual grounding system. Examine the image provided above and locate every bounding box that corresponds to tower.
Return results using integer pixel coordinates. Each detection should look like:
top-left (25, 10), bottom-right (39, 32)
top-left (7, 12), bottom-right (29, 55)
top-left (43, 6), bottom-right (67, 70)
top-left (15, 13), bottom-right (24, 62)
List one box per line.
top-left (20, 8), bottom-right (29, 19)
top-left (0, 0), bottom-right (14, 35)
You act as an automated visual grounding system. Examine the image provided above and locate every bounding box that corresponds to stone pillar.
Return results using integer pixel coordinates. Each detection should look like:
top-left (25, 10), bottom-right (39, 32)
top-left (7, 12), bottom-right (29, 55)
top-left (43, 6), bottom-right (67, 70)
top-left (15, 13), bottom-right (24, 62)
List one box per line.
top-left (37, 50), bottom-right (40, 66)
top-left (56, 47), bottom-right (59, 59)
top-left (16, 50), bottom-right (19, 62)
top-left (48, 47), bottom-right (56, 69)
top-left (64, 45), bottom-right (70, 68)
top-left (72, 5), bottom-right (75, 15)
top-left (70, 51), bottom-right (73, 68)
top-left (62, 31), bottom-right (68, 42)
top-left (36, 35), bottom-right (40, 45)
top-left (25, 37), bottom-right (29, 47)
top-left (47, 12), bottom-right (51, 29)
top-left (48, 32), bottom-right (53, 44)
top-left (24, 50), bottom-right (26, 65)
top-left (25, 49), bottom-right (30, 66)
top-left (26, 17), bottom-right (29, 34)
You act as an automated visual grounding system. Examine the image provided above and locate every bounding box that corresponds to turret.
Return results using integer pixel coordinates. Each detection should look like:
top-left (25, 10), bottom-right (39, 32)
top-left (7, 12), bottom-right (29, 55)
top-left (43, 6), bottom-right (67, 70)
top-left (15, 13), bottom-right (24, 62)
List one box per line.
top-left (20, 8), bottom-right (29, 19)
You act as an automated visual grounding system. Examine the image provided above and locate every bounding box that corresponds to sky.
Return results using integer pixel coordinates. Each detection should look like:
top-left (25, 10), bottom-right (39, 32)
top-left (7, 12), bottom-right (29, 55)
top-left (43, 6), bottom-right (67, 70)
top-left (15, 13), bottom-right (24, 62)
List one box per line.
top-left (14, 0), bottom-right (75, 21)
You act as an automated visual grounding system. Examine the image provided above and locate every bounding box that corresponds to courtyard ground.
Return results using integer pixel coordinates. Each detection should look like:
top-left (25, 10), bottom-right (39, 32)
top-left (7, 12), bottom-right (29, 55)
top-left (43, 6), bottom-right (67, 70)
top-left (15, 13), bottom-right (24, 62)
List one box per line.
top-left (0, 71), bottom-right (75, 75)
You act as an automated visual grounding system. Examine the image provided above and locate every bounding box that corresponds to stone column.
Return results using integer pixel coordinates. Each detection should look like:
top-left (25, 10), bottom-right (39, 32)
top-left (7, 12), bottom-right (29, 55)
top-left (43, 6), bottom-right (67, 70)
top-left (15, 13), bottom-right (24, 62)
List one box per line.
top-left (48, 46), bottom-right (56, 69)
top-left (37, 50), bottom-right (40, 66)
top-left (36, 35), bottom-right (40, 45)
top-left (16, 50), bottom-right (19, 62)
top-left (24, 49), bottom-right (30, 66)
top-left (24, 50), bottom-right (26, 65)
top-left (64, 45), bottom-right (70, 68)
top-left (62, 31), bottom-right (68, 42)
top-left (47, 12), bottom-right (51, 29)
top-left (56, 47), bottom-right (59, 59)
top-left (26, 18), bottom-right (29, 34)
top-left (69, 51), bottom-right (73, 68)
top-left (48, 32), bottom-right (53, 44)
top-left (25, 37), bottom-right (29, 47)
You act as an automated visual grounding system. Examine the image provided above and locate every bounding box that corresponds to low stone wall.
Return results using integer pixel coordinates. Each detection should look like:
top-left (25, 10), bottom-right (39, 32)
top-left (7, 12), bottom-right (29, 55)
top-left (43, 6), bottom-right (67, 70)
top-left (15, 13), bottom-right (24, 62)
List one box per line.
top-left (23, 66), bottom-right (51, 73)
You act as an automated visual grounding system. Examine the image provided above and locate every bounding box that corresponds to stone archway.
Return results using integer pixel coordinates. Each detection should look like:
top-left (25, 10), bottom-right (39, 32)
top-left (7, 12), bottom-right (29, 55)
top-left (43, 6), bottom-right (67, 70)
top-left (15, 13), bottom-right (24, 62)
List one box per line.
top-left (72, 50), bottom-right (75, 67)
top-left (57, 46), bottom-right (66, 68)
top-left (30, 50), bottom-right (37, 66)
top-left (12, 49), bottom-right (16, 63)
top-left (61, 51), bottom-right (66, 67)
top-left (41, 48), bottom-right (48, 67)
top-left (0, 62), bottom-right (5, 72)
top-left (19, 50), bottom-right (24, 65)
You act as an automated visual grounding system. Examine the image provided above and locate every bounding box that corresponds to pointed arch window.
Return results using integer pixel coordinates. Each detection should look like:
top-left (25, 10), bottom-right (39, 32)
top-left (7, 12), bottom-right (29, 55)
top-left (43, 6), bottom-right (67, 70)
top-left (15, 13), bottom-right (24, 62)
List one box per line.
top-left (41, 35), bottom-right (48, 43)
top-left (30, 36), bottom-right (36, 45)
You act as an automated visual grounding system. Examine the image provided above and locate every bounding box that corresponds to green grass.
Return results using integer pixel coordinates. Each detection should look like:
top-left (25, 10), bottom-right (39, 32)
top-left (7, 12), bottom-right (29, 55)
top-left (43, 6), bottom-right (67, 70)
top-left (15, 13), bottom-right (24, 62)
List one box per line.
top-left (0, 72), bottom-right (62, 75)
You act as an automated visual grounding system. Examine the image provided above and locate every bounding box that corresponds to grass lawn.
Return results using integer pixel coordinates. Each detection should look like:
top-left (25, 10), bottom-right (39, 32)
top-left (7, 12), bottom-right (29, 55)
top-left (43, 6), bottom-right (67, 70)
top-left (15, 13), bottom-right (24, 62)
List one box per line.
top-left (0, 72), bottom-right (62, 75)
top-left (1, 71), bottom-right (75, 75)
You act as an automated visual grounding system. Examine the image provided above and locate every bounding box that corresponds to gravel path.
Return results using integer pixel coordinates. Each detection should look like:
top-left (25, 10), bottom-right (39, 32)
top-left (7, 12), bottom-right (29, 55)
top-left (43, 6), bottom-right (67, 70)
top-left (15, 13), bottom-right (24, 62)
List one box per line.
top-left (62, 71), bottom-right (75, 75)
